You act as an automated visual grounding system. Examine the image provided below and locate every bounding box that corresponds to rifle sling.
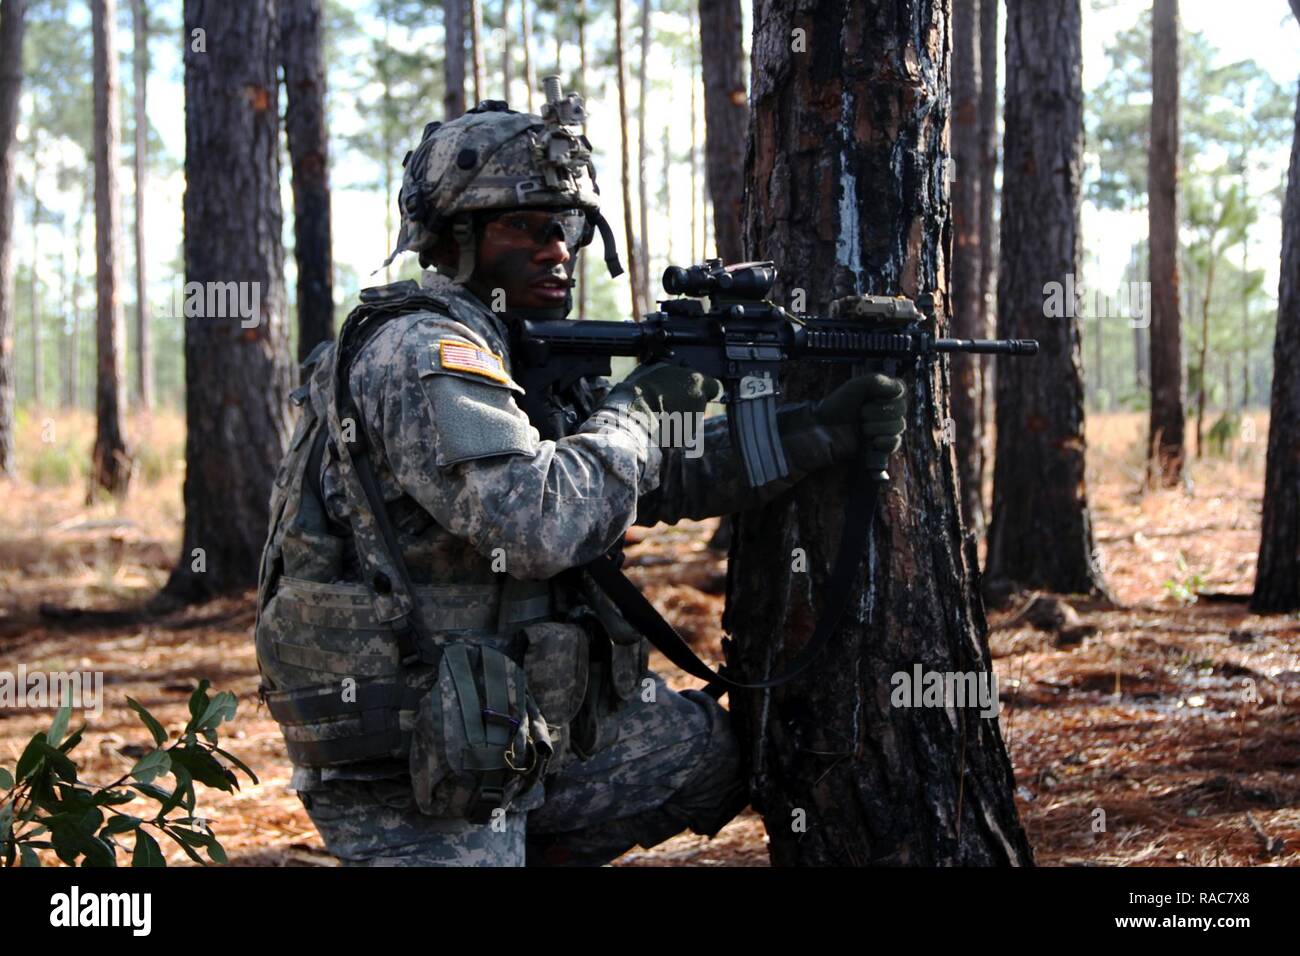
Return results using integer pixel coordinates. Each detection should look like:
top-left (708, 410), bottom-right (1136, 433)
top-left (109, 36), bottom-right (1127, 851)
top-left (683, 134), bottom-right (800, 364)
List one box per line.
top-left (584, 470), bottom-right (881, 699)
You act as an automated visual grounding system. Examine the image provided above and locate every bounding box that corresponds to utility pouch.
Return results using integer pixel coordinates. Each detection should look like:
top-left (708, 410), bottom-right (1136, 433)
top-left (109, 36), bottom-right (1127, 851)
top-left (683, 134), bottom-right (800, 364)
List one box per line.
top-left (409, 642), bottom-right (552, 823)
top-left (520, 622), bottom-right (589, 774)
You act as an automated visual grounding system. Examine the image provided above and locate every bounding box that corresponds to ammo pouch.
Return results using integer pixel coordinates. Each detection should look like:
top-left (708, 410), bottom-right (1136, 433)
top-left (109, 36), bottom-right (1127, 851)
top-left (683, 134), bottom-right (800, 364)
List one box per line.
top-left (520, 622), bottom-right (589, 774)
top-left (410, 642), bottom-right (552, 823)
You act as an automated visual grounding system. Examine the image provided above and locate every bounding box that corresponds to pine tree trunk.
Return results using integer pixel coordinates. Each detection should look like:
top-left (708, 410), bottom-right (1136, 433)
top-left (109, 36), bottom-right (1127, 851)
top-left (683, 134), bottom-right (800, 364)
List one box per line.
top-left (1252, 76), bottom-right (1300, 612)
top-left (950, 0), bottom-right (983, 537)
top-left (697, 0), bottom-right (747, 265)
top-left (469, 0), bottom-right (484, 106)
top-left (131, 0), bottom-right (152, 410)
top-left (502, 0), bottom-right (512, 99)
top-left (29, 160), bottom-right (41, 409)
top-left (637, 0), bottom-right (650, 309)
top-left (281, 0), bottom-right (335, 365)
top-left (977, 0), bottom-right (999, 502)
top-left (689, 1), bottom-right (698, 263)
top-left (166, 0), bottom-right (291, 600)
top-left (443, 0), bottom-right (466, 120)
top-left (727, 0), bottom-right (1033, 867)
top-left (986, 0), bottom-right (1102, 598)
top-left (90, 0), bottom-right (131, 498)
top-left (1147, 0), bottom-right (1185, 486)
top-left (520, 0), bottom-right (534, 113)
top-left (614, 0), bottom-right (642, 320)
top-left (0, 0), bottom-right (22, 475)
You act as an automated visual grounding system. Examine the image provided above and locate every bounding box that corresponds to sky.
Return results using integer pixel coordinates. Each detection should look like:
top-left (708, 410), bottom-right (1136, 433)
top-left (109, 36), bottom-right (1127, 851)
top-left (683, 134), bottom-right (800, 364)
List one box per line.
top-left (17, 0), bottom-right (1300, 328)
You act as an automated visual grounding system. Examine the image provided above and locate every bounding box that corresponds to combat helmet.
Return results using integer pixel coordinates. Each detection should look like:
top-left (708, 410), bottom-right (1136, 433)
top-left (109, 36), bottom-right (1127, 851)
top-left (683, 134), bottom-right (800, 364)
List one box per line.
top-left (383, 75), bottom-right (624, 284)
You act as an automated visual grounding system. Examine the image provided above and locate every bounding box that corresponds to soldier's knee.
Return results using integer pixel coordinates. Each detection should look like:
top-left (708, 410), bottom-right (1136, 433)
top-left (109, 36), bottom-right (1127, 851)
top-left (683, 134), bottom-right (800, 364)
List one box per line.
top-left (665, 689), bottom-right (749, 837)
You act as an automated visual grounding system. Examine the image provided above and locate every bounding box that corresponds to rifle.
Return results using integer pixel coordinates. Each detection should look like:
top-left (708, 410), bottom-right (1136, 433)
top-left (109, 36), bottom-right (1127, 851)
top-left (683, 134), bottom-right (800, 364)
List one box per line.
top-left (511, 259), bottom-right (1039, 695)
top-left (512, 259), bottom-right (1038, 487)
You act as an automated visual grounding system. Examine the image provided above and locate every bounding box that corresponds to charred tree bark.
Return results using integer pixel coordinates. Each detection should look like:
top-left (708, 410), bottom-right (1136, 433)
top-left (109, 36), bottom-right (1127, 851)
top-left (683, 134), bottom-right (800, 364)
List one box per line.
top-left (444, 0), bottom-right (466, 119)
top-left (951, 0), bottom-right (984, 537)
top-left (977, 0), bottom-right (998, 500)
top-left (1253, 76), bottom-right (1300, 613)
top-left (985, 0), bottom-right (1103, 597)
top-left (166, 0), bottom-right (291, 600)
top-left (727, 0), bottom-right (1033, 866)
top-left (281, 0), bottom-right (335, 364)
top-left (0, 0), bottom-right (22, 476)
top-left (698, 0), bottom-right (748, 265)
top-left (131, 0), bottom-right (152, 409)
top-left (1147, 0), bottom-right (1185, 486)
top-left (90, 0), bottom-right (132, 498)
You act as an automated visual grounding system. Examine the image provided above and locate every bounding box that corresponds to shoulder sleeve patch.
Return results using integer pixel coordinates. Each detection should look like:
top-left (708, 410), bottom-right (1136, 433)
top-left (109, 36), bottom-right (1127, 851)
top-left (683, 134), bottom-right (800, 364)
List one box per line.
top-left (437, 340), bottom-right (508, 383)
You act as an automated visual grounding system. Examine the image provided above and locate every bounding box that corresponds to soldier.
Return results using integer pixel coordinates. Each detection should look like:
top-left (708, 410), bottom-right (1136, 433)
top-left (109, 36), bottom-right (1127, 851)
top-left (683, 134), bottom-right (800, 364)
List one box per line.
top-left (253, 84), bottom-right (907, 866)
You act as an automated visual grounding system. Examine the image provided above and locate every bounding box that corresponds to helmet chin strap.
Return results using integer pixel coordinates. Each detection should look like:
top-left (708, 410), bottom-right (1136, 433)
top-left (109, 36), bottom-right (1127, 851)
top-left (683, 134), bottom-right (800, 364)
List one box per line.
top-left (451, 218), bottom-right (477, 284)
top-left (589, 209), bottom-right (624, 278)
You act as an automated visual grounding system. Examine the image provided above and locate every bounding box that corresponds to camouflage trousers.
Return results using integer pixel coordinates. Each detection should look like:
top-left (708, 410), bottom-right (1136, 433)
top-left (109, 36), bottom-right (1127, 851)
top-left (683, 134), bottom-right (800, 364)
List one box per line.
top-left (295, 674), bottom-right (748, 866)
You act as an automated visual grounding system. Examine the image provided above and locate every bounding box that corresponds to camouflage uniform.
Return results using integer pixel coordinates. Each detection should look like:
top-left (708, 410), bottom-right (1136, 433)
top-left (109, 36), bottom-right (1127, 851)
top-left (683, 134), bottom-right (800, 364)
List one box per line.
top-left (256, 267), bottom-right (853, 866)
top-left (254, 87), bottom-right (873, 866)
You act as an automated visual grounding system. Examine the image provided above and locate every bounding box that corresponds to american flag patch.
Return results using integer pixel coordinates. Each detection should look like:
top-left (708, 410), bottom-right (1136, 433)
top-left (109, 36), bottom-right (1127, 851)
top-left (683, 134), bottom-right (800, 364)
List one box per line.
top-left (437, 340), bottom-right (509, 384)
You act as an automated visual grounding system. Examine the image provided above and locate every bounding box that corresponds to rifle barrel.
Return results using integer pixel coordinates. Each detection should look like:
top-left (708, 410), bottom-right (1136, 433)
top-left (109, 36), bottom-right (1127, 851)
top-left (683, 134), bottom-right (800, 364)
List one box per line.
top-left (934, 338), bottom-right (1039, 355)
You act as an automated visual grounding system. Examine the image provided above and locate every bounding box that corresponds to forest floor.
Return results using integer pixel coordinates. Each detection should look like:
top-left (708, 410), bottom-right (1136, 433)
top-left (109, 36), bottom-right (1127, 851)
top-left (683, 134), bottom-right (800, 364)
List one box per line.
top-left (1, 408), bottom-right (1297, 867)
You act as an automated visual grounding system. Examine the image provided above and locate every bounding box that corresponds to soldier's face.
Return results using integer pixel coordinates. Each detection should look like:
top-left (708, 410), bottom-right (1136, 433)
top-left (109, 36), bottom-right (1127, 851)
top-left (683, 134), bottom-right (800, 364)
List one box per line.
top-left (467, 209), bottom-right (580, 312)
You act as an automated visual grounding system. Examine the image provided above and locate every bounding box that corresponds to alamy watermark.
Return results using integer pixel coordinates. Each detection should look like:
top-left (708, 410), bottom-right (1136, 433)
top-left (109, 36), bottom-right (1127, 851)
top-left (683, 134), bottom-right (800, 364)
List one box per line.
top-left (890, 664), bottom-right (1001, 718)
top-left (154, 279), bottom-right (262, 328)
top-left (0, 666), bottom-right (104, 719)
top-left (1043, 273), bottom-right (1150, 329)
top-left (608, 407), bottom-right (705, 459)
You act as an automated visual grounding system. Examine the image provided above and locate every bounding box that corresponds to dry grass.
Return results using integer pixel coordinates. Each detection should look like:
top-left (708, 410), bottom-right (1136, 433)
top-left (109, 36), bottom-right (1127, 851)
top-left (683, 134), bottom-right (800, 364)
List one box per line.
top-left (1, 409), bottom-right (1296, 867)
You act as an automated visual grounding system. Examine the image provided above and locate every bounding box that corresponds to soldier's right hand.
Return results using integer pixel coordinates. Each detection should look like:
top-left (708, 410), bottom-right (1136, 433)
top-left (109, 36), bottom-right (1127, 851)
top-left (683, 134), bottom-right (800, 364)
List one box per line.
top-left (605, 362), bottom-right (723, 418)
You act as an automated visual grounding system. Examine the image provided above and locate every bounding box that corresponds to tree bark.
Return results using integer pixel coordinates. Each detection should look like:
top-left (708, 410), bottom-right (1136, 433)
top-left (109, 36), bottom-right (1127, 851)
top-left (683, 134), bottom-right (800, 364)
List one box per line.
top-left (469, 0), bottom-right (484, 106)
top-left (614, 0), bottom-right (642, 320)
top-left (950, 0), bottom-right (984, 537)
top-left (0, 0), bottom-right (21, 475)
top-left (166, 0), bottom-right (291, 600)
top-left (520, 0), bottom-right (534, 113)
top-left (91, 0), bottom-right (131, 498)
top-left (501, 0), bottom-right (512, 100)
top-left (443, 0), bottom-right (466, 120)
top-left (131, 0), bottom-right (152, 409)
top-left (29, 143), bottom-right (41, 409)
top-left (728, 0), bottom-right (1033, 866)
top-left (697, 0), bottom-right (747, 266)
top-left (281, 0), bottom-right (335, 365)
top-left (637, 0), bottom-right (650, 309)
top-left (688, 0), bottom-right (697, 263)
top-left (986, 0), bottom-right (1103, 597)
top-left (1253, 77), bottom-right (1300, 612)
top-left (1147, 0), bottom-right (1185, 486)
top-left (978, 0), bottom-right (999, 502)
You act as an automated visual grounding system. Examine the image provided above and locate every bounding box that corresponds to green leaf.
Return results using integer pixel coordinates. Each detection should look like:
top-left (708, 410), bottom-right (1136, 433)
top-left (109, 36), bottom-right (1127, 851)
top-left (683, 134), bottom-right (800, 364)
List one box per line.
top-left (159, 826), bottom-right (206, 865)
top-left (170, 747), bottom-right (236, 792)
top-left (186, 679), bottom-right (213, 727)
top-left (206, 838), bottom-right (228, 865)
top-left (79, 834), bottom-right (117, 868)
top-left (132, 829), bottom-right (165, 867)
top-left (19, 845), bottom-right (40, 868)
top-left (56, 725), bottom-right (85, 754)
top-left (169, 825), bottom-right (209, 847)
top-left (130, 781), bottom-right (175, 807)
top-left (45, 703), bottom-right (72, 749)
top-left (126, 697), bottom-right (169, 747)
top-left (102, 814), bottom-right (142, 836)
top-left (0, 767), bottom-right (12, 790)
top-left (35, 741), bottom-right (77, 783)
top-left (213, 746), bottom-right (259, 786)
top-left (15, 733), bottom-right (47, 783)
top-left (90, 788), bottom-right (135, 807)
top-left (159, 763), bottom-right (191, 817)
top-left (129, 749), bottom-right (172, 785)
top-left (195, 691), bottom-right (238, 733)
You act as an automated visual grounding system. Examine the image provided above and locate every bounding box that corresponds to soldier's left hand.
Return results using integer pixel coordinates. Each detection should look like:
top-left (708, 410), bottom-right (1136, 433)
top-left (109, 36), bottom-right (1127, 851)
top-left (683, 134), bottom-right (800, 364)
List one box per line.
top-left (813, 372), bottom-right (908, 463)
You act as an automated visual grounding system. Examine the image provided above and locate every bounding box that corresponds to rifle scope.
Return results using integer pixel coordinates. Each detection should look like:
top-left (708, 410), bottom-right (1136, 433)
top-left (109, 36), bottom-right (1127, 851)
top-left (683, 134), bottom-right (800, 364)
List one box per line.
top-left (662, 260), bottom-right (776, 300)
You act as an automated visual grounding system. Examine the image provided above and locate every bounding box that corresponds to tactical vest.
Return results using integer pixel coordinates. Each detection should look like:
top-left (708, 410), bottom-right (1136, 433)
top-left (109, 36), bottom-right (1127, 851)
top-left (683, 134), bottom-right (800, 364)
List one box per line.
top-left (254, 281), bottom-right (647, 822)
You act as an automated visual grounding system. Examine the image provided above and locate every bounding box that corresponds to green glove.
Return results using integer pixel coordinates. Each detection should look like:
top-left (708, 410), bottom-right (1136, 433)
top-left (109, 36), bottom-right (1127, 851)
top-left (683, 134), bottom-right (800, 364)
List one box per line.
top-left (604, 362), bottom-right (723, 419)
top-left (813, 372), bottom-right (908, 475)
